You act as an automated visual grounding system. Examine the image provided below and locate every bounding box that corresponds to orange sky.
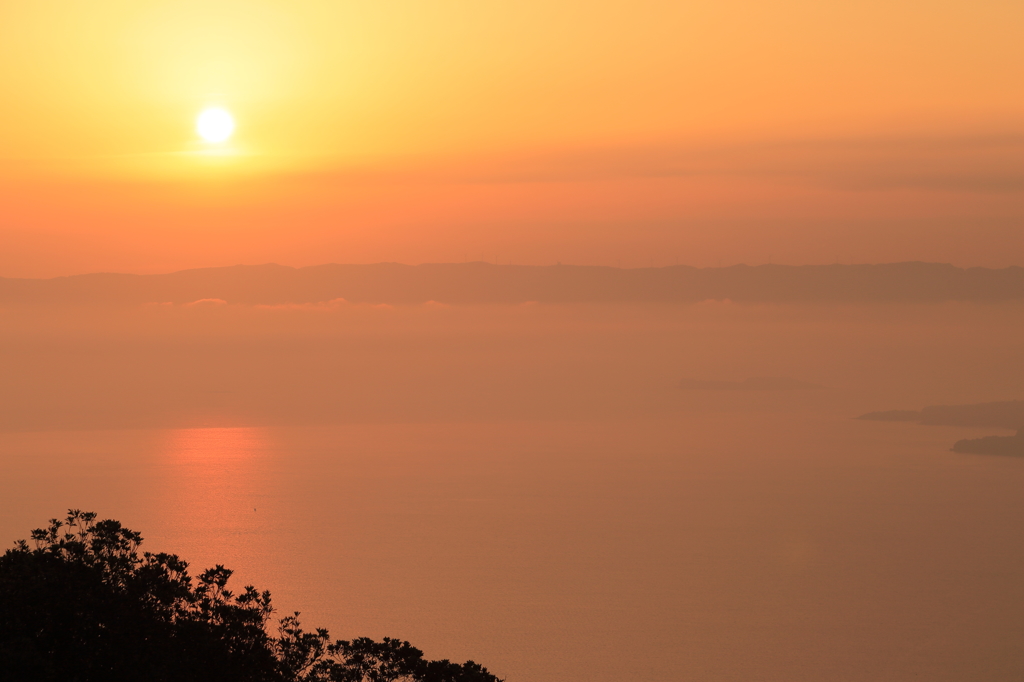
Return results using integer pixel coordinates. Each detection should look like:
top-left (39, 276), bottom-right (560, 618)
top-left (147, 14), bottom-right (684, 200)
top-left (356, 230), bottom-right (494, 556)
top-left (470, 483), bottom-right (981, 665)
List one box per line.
top-left (1, 0), bottom-right (1022, 277)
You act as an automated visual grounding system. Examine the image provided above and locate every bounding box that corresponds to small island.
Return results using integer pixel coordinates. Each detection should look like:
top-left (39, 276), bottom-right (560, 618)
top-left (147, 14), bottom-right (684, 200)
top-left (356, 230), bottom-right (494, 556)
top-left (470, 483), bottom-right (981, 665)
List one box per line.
top-left (679, 377), bottom-right (823, 391)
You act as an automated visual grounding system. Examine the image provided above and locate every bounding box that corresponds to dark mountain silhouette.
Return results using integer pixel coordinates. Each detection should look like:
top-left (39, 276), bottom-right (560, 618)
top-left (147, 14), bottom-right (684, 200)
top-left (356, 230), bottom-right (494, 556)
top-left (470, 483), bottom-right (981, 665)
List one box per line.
top-left (857, 400), bottom-right (1024, 456)
top-left (3, 262), bottom-right (1024, 306)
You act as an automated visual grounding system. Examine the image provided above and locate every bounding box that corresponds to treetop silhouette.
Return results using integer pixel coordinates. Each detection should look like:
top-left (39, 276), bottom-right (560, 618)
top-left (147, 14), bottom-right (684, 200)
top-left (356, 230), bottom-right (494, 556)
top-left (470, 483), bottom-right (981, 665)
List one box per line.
top-left (0, 510), bottom-right (502, 682)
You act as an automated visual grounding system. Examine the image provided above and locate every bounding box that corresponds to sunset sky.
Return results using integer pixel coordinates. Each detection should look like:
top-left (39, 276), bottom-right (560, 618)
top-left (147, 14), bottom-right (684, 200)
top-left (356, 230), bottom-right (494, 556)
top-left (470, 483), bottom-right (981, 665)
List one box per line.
top-left (1, 0), bottom-right (1021, 277)
top-left (4, 6), bottom-right (1024, 680)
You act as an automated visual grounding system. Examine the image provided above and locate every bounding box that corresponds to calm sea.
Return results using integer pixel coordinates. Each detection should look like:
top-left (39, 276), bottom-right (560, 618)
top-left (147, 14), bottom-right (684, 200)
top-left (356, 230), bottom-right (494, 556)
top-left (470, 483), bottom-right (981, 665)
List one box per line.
top-left (3, 412), bottom-right (1023, 682)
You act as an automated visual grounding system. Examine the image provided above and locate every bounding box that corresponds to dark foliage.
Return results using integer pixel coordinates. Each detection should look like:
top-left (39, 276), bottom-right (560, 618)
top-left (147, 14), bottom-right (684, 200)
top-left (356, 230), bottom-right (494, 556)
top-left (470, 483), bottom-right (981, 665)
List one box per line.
top-left (0, 511), bottom-right (502, 682)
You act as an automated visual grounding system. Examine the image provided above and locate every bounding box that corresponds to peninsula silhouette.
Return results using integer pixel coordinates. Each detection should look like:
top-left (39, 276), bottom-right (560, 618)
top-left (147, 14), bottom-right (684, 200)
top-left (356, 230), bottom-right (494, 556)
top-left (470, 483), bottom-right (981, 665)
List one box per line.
top-left (857, 400), bottom-right (1024, 456)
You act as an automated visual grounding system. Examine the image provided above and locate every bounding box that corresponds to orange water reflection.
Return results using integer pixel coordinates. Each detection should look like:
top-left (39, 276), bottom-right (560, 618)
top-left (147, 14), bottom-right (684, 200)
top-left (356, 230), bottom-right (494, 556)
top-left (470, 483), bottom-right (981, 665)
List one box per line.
top-left (152, 427), bottom-right (280, 589)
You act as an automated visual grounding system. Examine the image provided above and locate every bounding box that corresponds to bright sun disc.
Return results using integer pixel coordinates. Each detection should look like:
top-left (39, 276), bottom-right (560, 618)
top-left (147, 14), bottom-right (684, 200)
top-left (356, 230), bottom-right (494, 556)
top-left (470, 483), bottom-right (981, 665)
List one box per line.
top-left (196, 107), bottom-right (235, 143)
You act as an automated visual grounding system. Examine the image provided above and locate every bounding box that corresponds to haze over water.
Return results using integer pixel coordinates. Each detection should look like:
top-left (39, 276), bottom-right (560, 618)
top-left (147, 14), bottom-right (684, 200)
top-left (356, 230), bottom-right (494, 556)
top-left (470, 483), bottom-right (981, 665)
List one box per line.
top-left (3, 1), bottom-right (1023, 678)
top-left (3, 299), bottom-right (1023, 681)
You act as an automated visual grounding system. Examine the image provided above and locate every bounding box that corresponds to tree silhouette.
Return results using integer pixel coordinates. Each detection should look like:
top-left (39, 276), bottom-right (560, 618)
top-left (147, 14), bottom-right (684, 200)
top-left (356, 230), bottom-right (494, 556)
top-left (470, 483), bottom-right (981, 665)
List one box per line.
top-left (0, 510), bottom-right (502, 682)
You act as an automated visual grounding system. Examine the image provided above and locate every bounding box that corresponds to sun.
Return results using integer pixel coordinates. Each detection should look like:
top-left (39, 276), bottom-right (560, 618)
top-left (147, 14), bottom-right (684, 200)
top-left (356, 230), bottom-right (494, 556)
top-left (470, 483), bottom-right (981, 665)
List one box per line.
top-left (196, 107), bottom-right (235, 144)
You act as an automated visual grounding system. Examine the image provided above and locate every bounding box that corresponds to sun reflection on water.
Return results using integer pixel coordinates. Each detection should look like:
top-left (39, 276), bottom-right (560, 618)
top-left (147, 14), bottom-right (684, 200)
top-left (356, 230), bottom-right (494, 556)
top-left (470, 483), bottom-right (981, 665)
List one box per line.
top-left (153, 427), bottom-right (279, 577)
top-left (163, 427), bottom-right (267, 464)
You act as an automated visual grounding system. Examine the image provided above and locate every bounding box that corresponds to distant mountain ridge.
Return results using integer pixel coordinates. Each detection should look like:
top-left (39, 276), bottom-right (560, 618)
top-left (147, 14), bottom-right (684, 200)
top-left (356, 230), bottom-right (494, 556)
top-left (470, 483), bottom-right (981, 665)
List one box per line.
top-left (2, 262), bottom-right (1024, 306)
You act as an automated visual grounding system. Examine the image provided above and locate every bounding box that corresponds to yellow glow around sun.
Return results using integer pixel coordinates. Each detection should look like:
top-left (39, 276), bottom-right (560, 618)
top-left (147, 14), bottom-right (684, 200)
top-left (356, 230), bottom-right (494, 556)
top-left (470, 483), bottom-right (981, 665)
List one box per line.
top-left (196, 107), bottom-right (235, 143)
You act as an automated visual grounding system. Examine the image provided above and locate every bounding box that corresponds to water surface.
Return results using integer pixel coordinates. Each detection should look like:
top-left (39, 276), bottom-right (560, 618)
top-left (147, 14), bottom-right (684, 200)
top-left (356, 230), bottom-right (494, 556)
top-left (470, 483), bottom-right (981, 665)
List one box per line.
top-left (3, 301), bottom-right (1024, 680)
top-left (3, 413), bottom-right (1023, 681)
